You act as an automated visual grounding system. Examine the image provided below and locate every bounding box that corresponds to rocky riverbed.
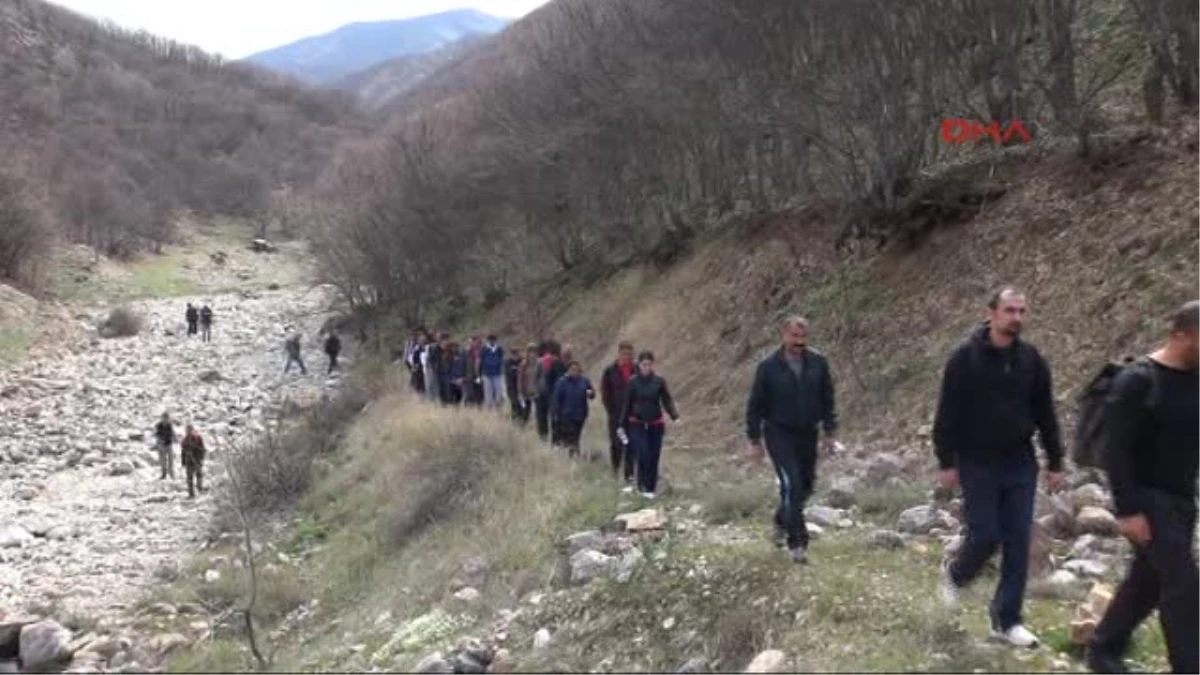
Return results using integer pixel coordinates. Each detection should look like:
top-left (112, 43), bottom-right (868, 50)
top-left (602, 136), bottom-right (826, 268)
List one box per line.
top-left (0, 285), bottom-right (343, 621)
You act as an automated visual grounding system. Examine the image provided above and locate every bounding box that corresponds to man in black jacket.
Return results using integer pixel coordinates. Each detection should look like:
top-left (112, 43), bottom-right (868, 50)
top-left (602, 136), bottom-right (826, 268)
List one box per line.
top-left (746, 316), bottom-right (837, 565)
top-left (933, 288), bottom-right (1065, 649)
top-left (1086, 300), bottom-right (1198, 675)
top-left (601, 341), bottom-right (637, 486)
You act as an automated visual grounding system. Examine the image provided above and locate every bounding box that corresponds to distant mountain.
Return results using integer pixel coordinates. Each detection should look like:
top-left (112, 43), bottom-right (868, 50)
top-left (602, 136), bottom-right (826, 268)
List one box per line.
top-left (244, 9), bottom-right (509, 85)
top-left (334, 33), bottom-right (493, 111)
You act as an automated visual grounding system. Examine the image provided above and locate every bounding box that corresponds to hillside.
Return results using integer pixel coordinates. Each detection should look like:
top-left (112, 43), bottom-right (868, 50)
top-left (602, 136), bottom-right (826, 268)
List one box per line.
top-left (0, 0), bottom-right (365, 289)
top-left (244, 10), bottom-right (509, 85)
top-left (333, 34), bottom-right (494, 112)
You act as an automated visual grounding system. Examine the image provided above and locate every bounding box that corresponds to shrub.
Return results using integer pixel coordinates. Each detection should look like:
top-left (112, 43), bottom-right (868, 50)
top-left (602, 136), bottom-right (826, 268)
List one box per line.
top-left (100, 306), bottom-right (144, 338)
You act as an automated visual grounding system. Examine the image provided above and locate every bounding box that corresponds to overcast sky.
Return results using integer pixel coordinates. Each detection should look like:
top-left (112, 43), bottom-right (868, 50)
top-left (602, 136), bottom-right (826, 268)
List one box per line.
top-left (50, 0), bottom-right (549, 59)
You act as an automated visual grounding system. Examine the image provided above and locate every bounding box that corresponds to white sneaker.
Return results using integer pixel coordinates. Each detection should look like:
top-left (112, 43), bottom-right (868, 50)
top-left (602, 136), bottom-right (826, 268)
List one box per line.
top-left (641, 492), bottom-right (656, 500)
top-left (940, 560), bottom-right (961, 609)
top-left (990, 624), bottom-right (1040, 649)
top-left (620, 486), bottom-right (634, 494)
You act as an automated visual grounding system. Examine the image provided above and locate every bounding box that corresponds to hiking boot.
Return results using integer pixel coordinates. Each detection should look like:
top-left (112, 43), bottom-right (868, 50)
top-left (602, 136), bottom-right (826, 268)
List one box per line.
top-left (789, 546), bottom-right (808, 565)
top-left (940, 558), bottom-right (961, 609)
top-left (1084, 646), bottom-right (1130, 674)
top-left (989, 624), bottom-right (1040, 649)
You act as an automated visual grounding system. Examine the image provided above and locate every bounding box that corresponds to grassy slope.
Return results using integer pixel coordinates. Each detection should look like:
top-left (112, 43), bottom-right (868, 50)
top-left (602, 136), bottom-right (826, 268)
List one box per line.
top-left (160, 129), bottom-right (1194, 673)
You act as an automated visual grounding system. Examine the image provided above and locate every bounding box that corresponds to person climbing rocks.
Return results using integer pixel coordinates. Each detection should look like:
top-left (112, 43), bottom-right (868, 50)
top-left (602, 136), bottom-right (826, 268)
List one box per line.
top-left (1086, 300), bottom-right (1199, 675)
top-left (745, 315), bottom-right (838, 566)
top-left (619, 350), bottom-right (680, 500)
top-left (180, 424), bottom-right (207, 499)
top-left (550, 360), bottom-right (595, 458)
top-left (480, 334), bottom-right (506, 411)
top-left (185, 303), bottom-right (198, 337)
top-left (933, 288), bottom-right (1065, 649)
top-left (199, 305), bottom-right (213, 342)
top-left (324, 331), bottom-right (342, 374)
top-left (154, 412), bottom-right (176, 480)
top-left (284, 330), bottom-right (307, 375)
top-left (602, 341), bottom-right (637, 486)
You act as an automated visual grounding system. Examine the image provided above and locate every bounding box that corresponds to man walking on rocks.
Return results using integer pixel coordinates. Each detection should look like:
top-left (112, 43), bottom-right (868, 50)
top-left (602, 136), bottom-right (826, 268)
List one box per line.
top-left (1086, 300), bottom-right (1199, 675)
top-left (746, 316), bottom-right (838, 565)
top-left (933, 288), bottom-right (1065, 649)
top-left (180, 424), bottom-right (207, 498)
top-left (154, 413), bottom-right (176, 480)
top-left (602, 341), bottom-right (637, 486)
top-left (199, 305), bottom-right (213, 342)
top-left (324, 331), bottom-right (342, 374)
top-left (185, 303), bottom-right (199, 337)
top-left (284, 330), bottom-right (307, 376)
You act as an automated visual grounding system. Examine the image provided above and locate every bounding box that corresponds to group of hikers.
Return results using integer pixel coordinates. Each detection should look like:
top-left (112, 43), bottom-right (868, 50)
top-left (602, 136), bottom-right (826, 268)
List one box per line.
top-left (401, 333), bottom-right (681, 498)
top-left (153, 412), bottom-right (207, 499)
top-left (180, 302), bottom-right (344, 375)
top-left (400, 291), bottom-right (1197, 674)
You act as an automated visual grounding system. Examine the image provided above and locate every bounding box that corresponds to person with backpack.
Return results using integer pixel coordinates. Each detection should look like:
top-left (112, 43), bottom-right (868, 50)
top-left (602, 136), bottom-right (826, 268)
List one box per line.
top-left (619, 350), bottom-right (680, 499)
top-left (932, 288), bottom-right (1065, 649)
top-left (199, 305), bottom-right (213, 342)
top-left (745, 316), bottom-right (838, 565)
top-left (601, 341), bottom-right (638, 486)
top-left (480, 334), bottom-right (506, 411)
top-left (284, 330), bottom-right (307, 375)
top-left (180, 424), bottom-right (207, 499)
top-left (550, 361), bottom-right (595, 458)
top-left (154, 412), bottom-right (176, 481)
top-left (1085, 300), bottom-right (1198, 675)
top-left (324, 331), bottom-right (342, 374)
top-left (185, 303), bottom-right (198, 337)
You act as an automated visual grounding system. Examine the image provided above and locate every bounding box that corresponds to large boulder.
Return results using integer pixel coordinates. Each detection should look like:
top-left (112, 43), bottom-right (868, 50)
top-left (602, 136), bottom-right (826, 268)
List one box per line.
top-left (1076, 507), bottom-right (1120, 537)
top-left (0, 525), bottom-right (33, 549)
top-left (19, 621), bottom-right (73, 671)
top-left (569, 549), bottom-right (616, 586)
top-left (1036, 493), bottom-right (1076, 539)
top-left (564, 531), bottom-right (605, 555)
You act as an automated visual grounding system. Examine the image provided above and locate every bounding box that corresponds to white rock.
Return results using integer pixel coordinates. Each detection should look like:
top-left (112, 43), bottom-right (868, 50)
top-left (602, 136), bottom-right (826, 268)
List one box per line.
top-left (1064, 559), bottom-right (1109, 578)
top-left (744, 649), bottom-right (787, 673)
top-left (803, 506), bottom-right (843, 528)
top-left (19, 621), bottom-right (73, 671)
top-left (1076, 507), bottom-right (1120, 537)
top-left (533, 628), bottom-right (552, 651)
top-left (452, 587), bottom-right (481, 604)
top-left (0, 525), bottom-right (33, 548)
top-left (204, 569), bottom-right (221, 583)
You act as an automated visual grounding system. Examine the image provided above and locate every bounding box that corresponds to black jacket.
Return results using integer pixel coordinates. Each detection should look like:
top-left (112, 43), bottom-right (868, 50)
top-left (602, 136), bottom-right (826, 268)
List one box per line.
top-left (600, 361), bottom-right (635, 415)
top-left (185, 307), bottom-right (198, 323)
top-left (154, 421), bottom-right (175, 445)
top-left (932, 323), bottom-right (1064, 471)
top-left (746, 346), bottom-right (837, 441)
top-left (324, 335), bottom-right (341, 356)
top-left (619, 374), bottom-right (679, 428)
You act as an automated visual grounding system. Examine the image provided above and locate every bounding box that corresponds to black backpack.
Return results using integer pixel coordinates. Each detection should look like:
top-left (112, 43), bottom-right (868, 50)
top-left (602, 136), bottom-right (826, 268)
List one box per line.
top-left (1073, 356), bottom-right (1157, 469)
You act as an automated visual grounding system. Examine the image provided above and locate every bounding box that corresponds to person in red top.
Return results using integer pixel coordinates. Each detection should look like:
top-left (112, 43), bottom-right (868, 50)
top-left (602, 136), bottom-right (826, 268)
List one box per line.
top-left (601, 341), bottom-right (638, 487)
top-left (619, 350), bottom-right (680, 500)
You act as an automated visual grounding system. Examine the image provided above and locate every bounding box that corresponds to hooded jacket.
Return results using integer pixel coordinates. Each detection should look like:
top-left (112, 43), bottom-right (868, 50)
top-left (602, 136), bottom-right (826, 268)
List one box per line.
top-left (932, 323), bottom-right (1064, 471)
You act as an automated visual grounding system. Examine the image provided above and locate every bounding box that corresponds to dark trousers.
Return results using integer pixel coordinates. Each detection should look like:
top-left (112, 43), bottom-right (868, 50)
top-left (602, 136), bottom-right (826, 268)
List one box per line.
top-left (558, 420), bottom-right (584, 457)
top-left (183, 454), bottom-right (205, 497)
top-left (764, 424), bottom-right (818, 550)
top-left (630, 423), bottom-right (665, 494)
top-left (535, 395), bottom-right (551, 440)
top-left (187, 320), bottom-right (197, 336)
top-left (609, 413), bottom-right (635, 482)
top-left (200, 323), bottom-right (211, 342)
top-left (285, 353), bottom-right (307, 375)
top-left (510, 394), bottom-right (530, 425)
top-left (949, 456), bottom-right (1038, 631)
top-left (411, 368), bottom-right (426, 394)
top-left (1091, 491), bottom-right (1198, 674)
top-left (327, 352), bottom-right (340, 373)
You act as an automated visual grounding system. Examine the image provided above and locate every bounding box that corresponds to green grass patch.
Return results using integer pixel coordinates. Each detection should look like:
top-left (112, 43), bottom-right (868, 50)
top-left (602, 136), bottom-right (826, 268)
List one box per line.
top-left (0, 326), bottom-right (32, 363)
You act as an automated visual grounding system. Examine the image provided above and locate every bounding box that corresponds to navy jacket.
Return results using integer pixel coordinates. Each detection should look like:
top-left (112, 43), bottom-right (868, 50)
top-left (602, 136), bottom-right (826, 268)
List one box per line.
top-left (746, 346), bottom-right (837, 441)
top-left (480, 344), bottom-right (505, 377)
top-left (552, 375), bottom-right (595, 423)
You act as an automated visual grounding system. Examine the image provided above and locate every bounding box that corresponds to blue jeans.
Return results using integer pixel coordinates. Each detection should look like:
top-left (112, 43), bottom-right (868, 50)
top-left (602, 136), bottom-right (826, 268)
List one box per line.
top-left (629, 424), bottom-right (665, 494)
top-left (950, 456), bottom-right (1038, 630)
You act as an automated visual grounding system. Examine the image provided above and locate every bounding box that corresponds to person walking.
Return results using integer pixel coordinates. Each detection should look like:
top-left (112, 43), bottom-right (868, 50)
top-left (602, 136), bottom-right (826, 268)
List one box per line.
top-left (517, 343), bottom-right (539, 427)
top-left (745, 316), bottom-right (838, 565)
top-left (601, 341), bottom-right (638, 486)
top-left (1086, 301), bottom-right (1198, 675)
top-left (324, 331), bottom-right (342, 374)
top-left (480, 334), bottom-right (506, 411)
top-left (185, 303), bottom-right (198, 337)
top-left (284, 330), bottom-right (307, 375)
top-left (550, 361), bottom-right (595, 458)
top-left (424, 333), bottom-right (445, 403)
top-left (154, 412), bottom-right (176, 481)
top-left (180, 424), bottom-right (207, 499)
top-left (199, 305), bottom-right (213, 342)
top-left (534, 342), bottom-right (561, 442)
top-left (410, 333), bottom-right (428, 394)
top-left (619, 350), bottom-right (680, 499)
top-left (933, 288), bottom-right (1065, 648)
top-left (504, 348), bottom-right (523, 422)
top-left (440, 341), bottom-right (466, 405)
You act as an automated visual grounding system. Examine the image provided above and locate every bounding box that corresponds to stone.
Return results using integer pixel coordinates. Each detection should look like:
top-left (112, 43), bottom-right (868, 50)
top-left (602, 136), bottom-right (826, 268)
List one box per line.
top-left (1076, 507), bottom-right (1120, 537)
top-left (805, 523), bottom-right (824, 539)
top-left (570, 549), bottom-right (616, 586)
top-left (614, 509), bottom-right (666, 532)
top-left (1070, 583), bottom-right (1114, 645)
top-left (453, 587), bottom-right (481, 604)
top-left (154, 560), bottom-right (180, 582)
top-left (744, 649), bottom-right (787, 673)
top-left (198, 370), bottom-right (224, 384)
top-left (19, 621), bottom-right (73, 671)
top-left (564, 531), bottom-right (605, 555)
top-left (678, 657), bottom-right (708, 674)
top-left (453, 652), bottom-right (488, 674)
top-left (867, 529), bottom-right (905, 549)
top-left (865, 453), bottom-right (903, 483)
top-left (456, 638), bottom-right (493, 665)
top-left (204, 569), bottom-right (221, 583)
top-left (14, 486), bottom-right (37, 501)
top-left (825, 477), bottom-right (859, 508)
top-left (1064, 559), bottom-right (1108, 579)
top-left (1070, 484), bottom-right (1110, 513)
top-left (414, 652), bottom-right (454, 674)
top-left (488, 648), bottom-right (513, 674)
top-left (1028, 522), bottom-right (1055, 578)
top-left (1069, 534), bottom-right (1100, 560)
top-left (46, 525), bottom-right (74, 541)
top-left (533, 628), bottom-right (552, 651)
top-left (1037, 493), bottom-right (1077, 539)
top-left (0, 525), bottom-right (33, 549)
top-left (1046, 569), bottom-right (1080, 590)
top-left (148, 633), bottom-right (189, 656)
top-left (897, 506), bottom-right (956, 535)
top-left (147, 602), bottom-right (178, 616)
top-left (107, 461), bottom-right (135, 477)
top-left (803, 506), bottom-right (843, 528)
top-left (614, 547), bottom-right (644, 583)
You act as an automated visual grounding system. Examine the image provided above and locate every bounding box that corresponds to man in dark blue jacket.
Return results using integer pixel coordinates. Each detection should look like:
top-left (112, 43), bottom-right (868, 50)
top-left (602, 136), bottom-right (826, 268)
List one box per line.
top-left (746, 316), bottom-right (837, 565)
top-left (480, 334), bottom-right (506, 412)
top-left (551, 361), bottom-right (595, 458)
top-left (933, 288), bottom-right (1065, 649)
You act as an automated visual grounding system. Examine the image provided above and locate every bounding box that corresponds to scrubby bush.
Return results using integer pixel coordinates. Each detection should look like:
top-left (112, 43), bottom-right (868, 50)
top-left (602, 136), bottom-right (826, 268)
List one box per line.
top-left (99, 306), bottom-right (144, 338)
